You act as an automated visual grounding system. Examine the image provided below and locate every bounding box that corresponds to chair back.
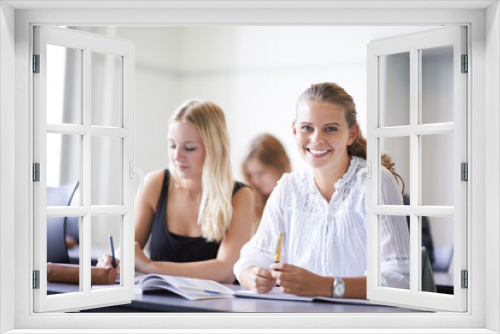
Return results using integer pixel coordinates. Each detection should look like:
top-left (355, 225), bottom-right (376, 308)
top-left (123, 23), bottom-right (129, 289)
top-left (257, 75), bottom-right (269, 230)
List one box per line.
top-left (46, 181), bottom-right (79, 263)
top-left (422, 246), bottom-right (437, 293)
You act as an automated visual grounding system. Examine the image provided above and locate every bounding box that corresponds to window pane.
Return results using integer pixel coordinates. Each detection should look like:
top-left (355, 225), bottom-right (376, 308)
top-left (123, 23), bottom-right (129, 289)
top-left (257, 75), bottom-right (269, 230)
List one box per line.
top-left (421, 133), bottom-right (454, 206)
top-left (380, 52), bottom-right (410, 127)
top-left (47, 216), bottom-right (81, 295)
top-left (91, 136), bottom-right (123, 205)
top-left (91, 215), bottom-right (122, 290)
top-left (380, 136), bottom-right (409, 205)
top-left (420, 216), bottom-right (454, 295)
top-left (421, 45), bottom-right (454, 124)
top-left (379, 215), bottom-right (410, 290)
top-left (46, 44), bottom-right (82, 125)
top-left (46, 133), bottom-right (81, 193)
top-left (91, 52), bottom-right (123, 128)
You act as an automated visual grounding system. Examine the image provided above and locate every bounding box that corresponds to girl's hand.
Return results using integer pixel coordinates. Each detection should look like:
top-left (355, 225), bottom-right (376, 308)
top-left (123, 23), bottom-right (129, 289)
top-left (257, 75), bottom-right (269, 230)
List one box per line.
top-left (270, 262), bottom-right (331, 297)
top-left (134, 242), bottom-right (153, 273)
top-left (96, 255), bottom-right (120, 279)
top-left (240, 266), bottom-right (276, 293)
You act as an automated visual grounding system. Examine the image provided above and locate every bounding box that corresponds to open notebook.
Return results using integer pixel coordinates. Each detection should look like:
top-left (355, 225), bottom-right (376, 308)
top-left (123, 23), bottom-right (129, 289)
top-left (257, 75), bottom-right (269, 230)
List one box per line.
top-left (135, 274), bottom-right (234, 300)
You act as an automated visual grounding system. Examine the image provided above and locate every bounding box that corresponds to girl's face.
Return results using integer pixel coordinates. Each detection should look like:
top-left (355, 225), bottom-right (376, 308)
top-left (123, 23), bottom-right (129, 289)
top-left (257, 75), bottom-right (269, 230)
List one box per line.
top-left (293, 100), bottom-right (358, 171)
top-left (245, 158), bottom-right (282, 196)
top-left (168, 121), bottom-right (205, 179)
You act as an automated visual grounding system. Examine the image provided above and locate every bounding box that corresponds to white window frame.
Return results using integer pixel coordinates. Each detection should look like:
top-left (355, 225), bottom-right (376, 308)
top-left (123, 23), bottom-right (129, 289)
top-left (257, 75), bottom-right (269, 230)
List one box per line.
top-left (32, 25), bottom-right (136, 312)
top-left (1, 1), bottom-right (499, 333)
top-left (366, 26), bottom-right (468, 312)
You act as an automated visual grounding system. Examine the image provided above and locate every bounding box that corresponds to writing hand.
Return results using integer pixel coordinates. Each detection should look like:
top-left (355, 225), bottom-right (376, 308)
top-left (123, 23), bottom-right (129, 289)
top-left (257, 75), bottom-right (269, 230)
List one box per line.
top-left (96, 255), bottom-right (120, 279)
top-left (270, 262), bottom-right (330, 297)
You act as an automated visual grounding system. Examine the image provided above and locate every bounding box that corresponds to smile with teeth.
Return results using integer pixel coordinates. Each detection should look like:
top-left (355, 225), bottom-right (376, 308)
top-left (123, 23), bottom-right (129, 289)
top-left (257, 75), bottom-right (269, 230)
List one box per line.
top-left (307, 148), bottom-right (331, 157)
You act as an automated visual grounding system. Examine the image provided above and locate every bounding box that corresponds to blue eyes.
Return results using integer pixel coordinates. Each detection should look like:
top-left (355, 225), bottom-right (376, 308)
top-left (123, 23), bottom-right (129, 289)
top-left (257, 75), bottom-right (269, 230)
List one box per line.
top-left (300, 126), bottom-right (338, 132)
top-left (301, 125), bottom-right (313, 131)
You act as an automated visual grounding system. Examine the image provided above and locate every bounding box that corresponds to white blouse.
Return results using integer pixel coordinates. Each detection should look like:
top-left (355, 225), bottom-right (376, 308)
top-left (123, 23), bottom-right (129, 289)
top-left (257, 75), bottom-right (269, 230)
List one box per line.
top-left (234, 156), bottom-right (410, 289)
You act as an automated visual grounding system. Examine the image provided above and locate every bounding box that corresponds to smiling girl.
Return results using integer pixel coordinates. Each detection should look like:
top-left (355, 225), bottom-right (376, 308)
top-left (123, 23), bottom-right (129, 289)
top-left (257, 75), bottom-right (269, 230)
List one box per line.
top-left (234, 82), bottom-right (410, 298)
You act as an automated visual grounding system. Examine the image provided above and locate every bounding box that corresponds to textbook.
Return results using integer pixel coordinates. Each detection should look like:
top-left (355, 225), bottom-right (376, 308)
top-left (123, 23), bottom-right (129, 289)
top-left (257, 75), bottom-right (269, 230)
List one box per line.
top-left (134, 274), bottom-right (235, 300)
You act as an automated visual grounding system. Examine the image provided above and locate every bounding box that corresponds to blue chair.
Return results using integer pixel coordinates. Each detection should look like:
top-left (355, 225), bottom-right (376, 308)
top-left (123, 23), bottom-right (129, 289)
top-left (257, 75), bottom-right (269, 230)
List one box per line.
top-left (46, 181), bottom-right (79, 263)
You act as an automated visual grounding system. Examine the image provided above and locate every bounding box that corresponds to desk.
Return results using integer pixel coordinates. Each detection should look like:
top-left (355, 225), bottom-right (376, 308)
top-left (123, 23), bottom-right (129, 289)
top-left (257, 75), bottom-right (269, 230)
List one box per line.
top-left (48, 283), bottom-right (424, 313)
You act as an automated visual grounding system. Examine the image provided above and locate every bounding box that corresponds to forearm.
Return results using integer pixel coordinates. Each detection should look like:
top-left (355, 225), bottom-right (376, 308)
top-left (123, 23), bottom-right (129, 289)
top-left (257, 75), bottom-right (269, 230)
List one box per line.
top-left (343, 276), bottom-right (366, 299)
top-left (142, 259), bottom-right (236, 283)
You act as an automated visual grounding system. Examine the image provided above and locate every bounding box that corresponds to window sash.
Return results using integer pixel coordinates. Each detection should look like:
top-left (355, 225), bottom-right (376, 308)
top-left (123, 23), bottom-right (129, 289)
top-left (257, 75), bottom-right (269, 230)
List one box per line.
top-left (32, 25), bottom-right (136, 312)
top-left (366, 26), bottom-right (468, 312)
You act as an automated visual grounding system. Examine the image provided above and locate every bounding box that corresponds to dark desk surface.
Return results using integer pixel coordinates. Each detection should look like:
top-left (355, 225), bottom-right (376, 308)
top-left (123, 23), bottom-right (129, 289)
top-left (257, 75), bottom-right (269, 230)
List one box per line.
top-left (48, 283), bottom-right (425, 313)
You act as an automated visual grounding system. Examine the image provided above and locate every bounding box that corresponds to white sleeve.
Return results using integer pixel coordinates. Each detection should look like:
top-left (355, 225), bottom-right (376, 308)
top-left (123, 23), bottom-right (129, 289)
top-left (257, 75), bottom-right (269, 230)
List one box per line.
top-left (233, 174), bottom-right (288, 282)
top-left (379, 168), bottom-right (411, 289)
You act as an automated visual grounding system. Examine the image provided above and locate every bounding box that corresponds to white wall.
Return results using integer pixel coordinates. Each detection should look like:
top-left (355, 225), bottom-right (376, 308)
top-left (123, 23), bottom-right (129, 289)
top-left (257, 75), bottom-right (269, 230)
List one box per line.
top-left (112, 26), bottom-right (435, 179)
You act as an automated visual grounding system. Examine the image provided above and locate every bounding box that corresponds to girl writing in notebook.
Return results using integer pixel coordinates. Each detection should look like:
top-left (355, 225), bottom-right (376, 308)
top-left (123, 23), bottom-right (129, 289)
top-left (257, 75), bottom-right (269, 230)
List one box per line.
top-left (234, 82), bottom-right (410, 298)
top-left (99, 100), bottom-right (254, 283)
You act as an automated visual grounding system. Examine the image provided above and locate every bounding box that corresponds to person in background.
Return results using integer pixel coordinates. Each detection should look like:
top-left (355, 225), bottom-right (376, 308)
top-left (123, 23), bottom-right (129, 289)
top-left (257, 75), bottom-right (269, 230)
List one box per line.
top-left (99, 100), bottom-right (254, 283)
top-left (242, 134), bottom-right (291, 234)
top-left (234, 82), bottom-right (410, 298)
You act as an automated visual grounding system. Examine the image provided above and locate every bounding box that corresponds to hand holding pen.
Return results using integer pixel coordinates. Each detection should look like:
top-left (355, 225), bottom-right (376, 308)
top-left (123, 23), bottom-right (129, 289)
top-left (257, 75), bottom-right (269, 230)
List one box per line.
top-left (96, 233), bottom-right (121, 278)
top-left (239, 232), bottom-right (283, 294)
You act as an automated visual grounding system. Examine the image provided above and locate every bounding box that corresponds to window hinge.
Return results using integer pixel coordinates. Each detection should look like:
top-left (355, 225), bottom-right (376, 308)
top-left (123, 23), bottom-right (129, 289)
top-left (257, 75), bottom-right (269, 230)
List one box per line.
top-left (461, 270), bottom-right (468, 289)
top-left (33, 54), bottom-right (40, 73)
top-left (461, 162), bottom-right (468, 181)
top-left (33, 163), bottom-right (40, 182)
top-left (461, 54), bottom-right (468, 73)
top-left (33, 270), bottom-right (40, 289)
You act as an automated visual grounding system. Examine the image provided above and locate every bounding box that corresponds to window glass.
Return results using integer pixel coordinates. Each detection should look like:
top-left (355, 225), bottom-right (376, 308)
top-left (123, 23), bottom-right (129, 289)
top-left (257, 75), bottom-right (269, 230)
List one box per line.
top-left (47, 216), bottom-right (81, 295)
top-left (91, 52), bottom-right (123, 128)
top-left (421, 45), bottom-right (454, 124)
top-left (46, 133), bottom-right (81, 193)
top-left (91, 215), bottom-right (122, 290)
top-left (421, 133), bottom-right (454, 206)
top-left (380, 136), bottom-right (410, 205)
top-left (379, 215), bottom-right (410, 290)
top-left (420, 216), bottom-right (454, 295)
top-left (47, 44), bottom-right (82, 125)
top-left (380, 52), bottom-right (410, 127)
top-left (91, 136), bottom-right (123, 205)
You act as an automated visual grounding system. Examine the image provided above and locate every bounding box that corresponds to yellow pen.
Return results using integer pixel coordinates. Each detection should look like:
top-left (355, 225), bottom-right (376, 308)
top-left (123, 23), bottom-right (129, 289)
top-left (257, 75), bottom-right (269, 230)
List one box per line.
top-left (274, 231), bottom-right (283, 263)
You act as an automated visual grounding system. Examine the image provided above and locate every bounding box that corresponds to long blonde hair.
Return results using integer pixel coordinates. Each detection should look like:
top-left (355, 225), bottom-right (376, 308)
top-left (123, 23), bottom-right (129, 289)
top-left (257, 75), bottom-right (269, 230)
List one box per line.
top-left (169, 100), bottom-right (234, 242)
top-left (242, 134), bottom-right (291, 232)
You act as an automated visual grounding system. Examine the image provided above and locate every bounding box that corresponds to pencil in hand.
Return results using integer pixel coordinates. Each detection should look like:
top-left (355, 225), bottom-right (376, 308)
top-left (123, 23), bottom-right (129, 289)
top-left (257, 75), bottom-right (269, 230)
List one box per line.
top-left (274, 231), bottom-right (283, 263)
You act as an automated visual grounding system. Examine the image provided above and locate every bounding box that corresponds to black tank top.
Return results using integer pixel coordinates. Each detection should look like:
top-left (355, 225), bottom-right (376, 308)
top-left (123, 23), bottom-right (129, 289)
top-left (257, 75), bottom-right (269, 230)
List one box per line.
top-left (149, 169), bottom-right (247, 263)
